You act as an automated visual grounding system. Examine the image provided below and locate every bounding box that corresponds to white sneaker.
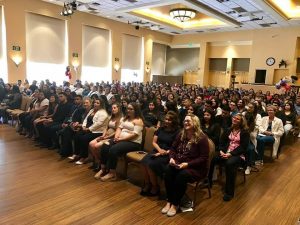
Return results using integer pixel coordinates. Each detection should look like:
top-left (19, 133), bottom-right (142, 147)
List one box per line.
top-left (68, 155), bottom-right (76, 160)
top-left (75, 160), bottom-right (83, 165)
top-left (245, 166), bottom-right (251, 175)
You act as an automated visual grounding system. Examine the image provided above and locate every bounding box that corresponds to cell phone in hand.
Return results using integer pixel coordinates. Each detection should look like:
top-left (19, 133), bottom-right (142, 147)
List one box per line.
top-left (137, 151), bottom-right (146, 154)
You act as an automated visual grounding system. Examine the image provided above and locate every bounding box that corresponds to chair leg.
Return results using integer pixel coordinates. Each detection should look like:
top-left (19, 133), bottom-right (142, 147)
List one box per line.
top-left (193, 183), bottom-right (198, 209)
top-left (123, 157), bottom-right (128, 179)
top-left (207, 184), bottom-right (212, 198)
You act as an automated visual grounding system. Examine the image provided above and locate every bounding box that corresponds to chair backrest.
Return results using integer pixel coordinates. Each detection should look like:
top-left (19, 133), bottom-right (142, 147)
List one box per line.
top-left (143, 126), bottom-right (156, 153)
top-left (24, 97), bottom-right (32, 111)
top-left (207, 138), bottom-right (215, 170)
top-left (19, 96), bottom-right (29, 111)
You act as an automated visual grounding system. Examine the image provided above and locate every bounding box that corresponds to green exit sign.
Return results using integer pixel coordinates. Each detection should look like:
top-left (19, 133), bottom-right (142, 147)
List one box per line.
top-left (72, 53), bottom-right (79, 57)
top-left (12, 46), bottom-right (21, 51)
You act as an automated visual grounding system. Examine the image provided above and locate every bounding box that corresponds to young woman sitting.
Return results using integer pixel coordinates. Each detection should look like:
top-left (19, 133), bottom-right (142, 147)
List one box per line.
top-left (161, 114), bottom-right (209, 217)
top-left (208, 113), bottom-right (250, 202)
top-left (73, 97), bottom-right (109, 165)
top-left (99, 102), bottom-right (144, 181)
top-left (140, 111), bottom-right (180, 196)
top-left (90, 103), bottom-right (122, 177)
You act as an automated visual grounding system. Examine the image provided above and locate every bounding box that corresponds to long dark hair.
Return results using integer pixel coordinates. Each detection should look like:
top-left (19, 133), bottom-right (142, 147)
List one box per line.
top-left (201, 108), bottom-right (215, 127)
top-left (124, 102), bottom-right (143, 121)
top-left (162, 110), bottom-right (179, 131)
top-left (111, 103), bottom-right (122, 120)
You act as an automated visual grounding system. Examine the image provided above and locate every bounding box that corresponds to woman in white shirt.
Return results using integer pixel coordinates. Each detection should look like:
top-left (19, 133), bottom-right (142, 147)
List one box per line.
top-left (89, 103), bottom-right (122, 176)
top-left (257, 105), bottom-right (284, 162)
top-left (73, 97), bottom-right (109, 165)
top-left (99, 102), bottom-right (144, 181)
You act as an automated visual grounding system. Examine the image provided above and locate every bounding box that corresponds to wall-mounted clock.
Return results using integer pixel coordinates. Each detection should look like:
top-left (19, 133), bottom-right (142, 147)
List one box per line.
top-left (266, 57), bottom-right (275, 66)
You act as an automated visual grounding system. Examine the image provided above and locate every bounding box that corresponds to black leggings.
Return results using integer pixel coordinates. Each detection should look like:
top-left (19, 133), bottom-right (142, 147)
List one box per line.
top-left (74, 132), bottom-right (101, 158)
top-left (164, 166), bottom-right (193, 206)
top-left (208, 155), bottom-right (241, 196)
top-left (100, 141), bottom-right (141, 170)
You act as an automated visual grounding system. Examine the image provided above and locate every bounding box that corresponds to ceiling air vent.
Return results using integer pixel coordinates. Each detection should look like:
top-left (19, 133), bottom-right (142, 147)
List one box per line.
top-left (88, 7), bottom-right (97, 10)
top-left (124, 0), bottom-right (138, 3)
top-left (232, 7), bottom-right (247, 13)
top-left (259, 22), bottom-right (277, 27)
top-left (216, 0), bottom-right (230, 3)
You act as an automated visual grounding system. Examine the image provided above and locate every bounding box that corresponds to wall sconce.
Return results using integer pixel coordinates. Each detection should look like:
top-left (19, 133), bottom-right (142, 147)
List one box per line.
top-left (114, 57), bottom-right (120, 72)
top-left (11, 55), bottom-right (22, 67)
top-left (72, 52), bottom-right (80, 72)
top-left (11, 45), bottom-right (22, 67)
top-left (145, 61), bottom-right (150, 73)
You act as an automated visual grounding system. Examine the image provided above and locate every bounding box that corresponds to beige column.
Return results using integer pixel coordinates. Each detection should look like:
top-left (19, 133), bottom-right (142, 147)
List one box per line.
top-left (226, 58), bottom-right (233, 88)
top-left (5, 0), bottom-right (27, 83)
top-left (198, 41), bottom-right (209, 86)
top-left (111, 30), bottom-right (122, 81)
top-left (144, 35), bottom-right (153, 83)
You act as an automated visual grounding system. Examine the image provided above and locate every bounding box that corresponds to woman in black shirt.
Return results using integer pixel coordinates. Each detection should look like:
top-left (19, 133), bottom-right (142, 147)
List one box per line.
top-left (201, 108), bottom-right (220, 150)
top-left (143, 100), bottom-right (159, 127)
top-left (140, 111), bottom-right (179, 196)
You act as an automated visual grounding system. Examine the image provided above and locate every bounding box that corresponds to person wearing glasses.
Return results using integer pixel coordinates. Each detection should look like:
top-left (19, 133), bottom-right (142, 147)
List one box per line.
top-left (161, 114), bottom-right (209, 217)
top-left (99, 102), bottom-right (144, 181)
top-left (229, 101), bottom-right (239, 117)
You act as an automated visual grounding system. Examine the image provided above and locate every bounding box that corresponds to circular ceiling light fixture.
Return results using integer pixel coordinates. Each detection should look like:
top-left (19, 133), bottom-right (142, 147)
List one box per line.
top-left (169, 8), bottom-right (196, 22)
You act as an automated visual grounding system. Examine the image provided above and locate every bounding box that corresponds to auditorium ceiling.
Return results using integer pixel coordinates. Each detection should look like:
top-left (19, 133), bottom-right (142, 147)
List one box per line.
top-left (43, 0), bottom-right (300, 35)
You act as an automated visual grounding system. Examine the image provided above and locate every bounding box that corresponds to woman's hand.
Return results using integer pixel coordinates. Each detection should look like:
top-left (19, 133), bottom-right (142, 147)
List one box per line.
top-left (263, 131), bottom-right (272, 136)
top-left (82, 127), bottom-right (90, 132)
top-left (177, 162), bottom-right (188, 169)
top-left (114, 137), bottom-right (122, 142)
top-left (221, 152), bottom-right (232, 159)
top-left (158, 148), bottom-right (168, 155)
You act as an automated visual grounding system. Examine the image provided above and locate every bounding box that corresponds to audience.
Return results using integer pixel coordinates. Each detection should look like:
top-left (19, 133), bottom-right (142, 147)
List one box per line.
top-left (1, 78), bottom-right (300, 212)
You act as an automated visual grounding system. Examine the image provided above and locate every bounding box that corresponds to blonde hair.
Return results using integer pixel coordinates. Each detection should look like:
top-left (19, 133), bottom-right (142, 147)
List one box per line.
top-left (232, 113), bottom-right (248, 131)
top-left (181, 113), bottom-right (205, 144)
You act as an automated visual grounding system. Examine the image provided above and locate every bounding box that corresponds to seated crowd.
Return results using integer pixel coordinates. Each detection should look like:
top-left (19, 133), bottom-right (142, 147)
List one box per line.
top-left (1, 78), bottom-right (300, 217)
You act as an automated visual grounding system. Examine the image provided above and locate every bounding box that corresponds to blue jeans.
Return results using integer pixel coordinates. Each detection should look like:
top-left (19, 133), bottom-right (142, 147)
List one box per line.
top-left (256, 135), bottom-right (275, 160)
top-left (246, 141), bottom-right (256, 166)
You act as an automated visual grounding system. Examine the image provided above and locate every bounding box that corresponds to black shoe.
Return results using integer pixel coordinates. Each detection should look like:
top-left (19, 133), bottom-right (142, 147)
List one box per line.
top-left (140, 189), bottom-right (150, 196)
top-left (223, 194), bottom-right (233, 202)
top-left (145, 189), bottom-right (160, 197)
top-left (140, 185), bottom-right (151, 196)
top-left (48, 145), bottom-right (58, 150)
